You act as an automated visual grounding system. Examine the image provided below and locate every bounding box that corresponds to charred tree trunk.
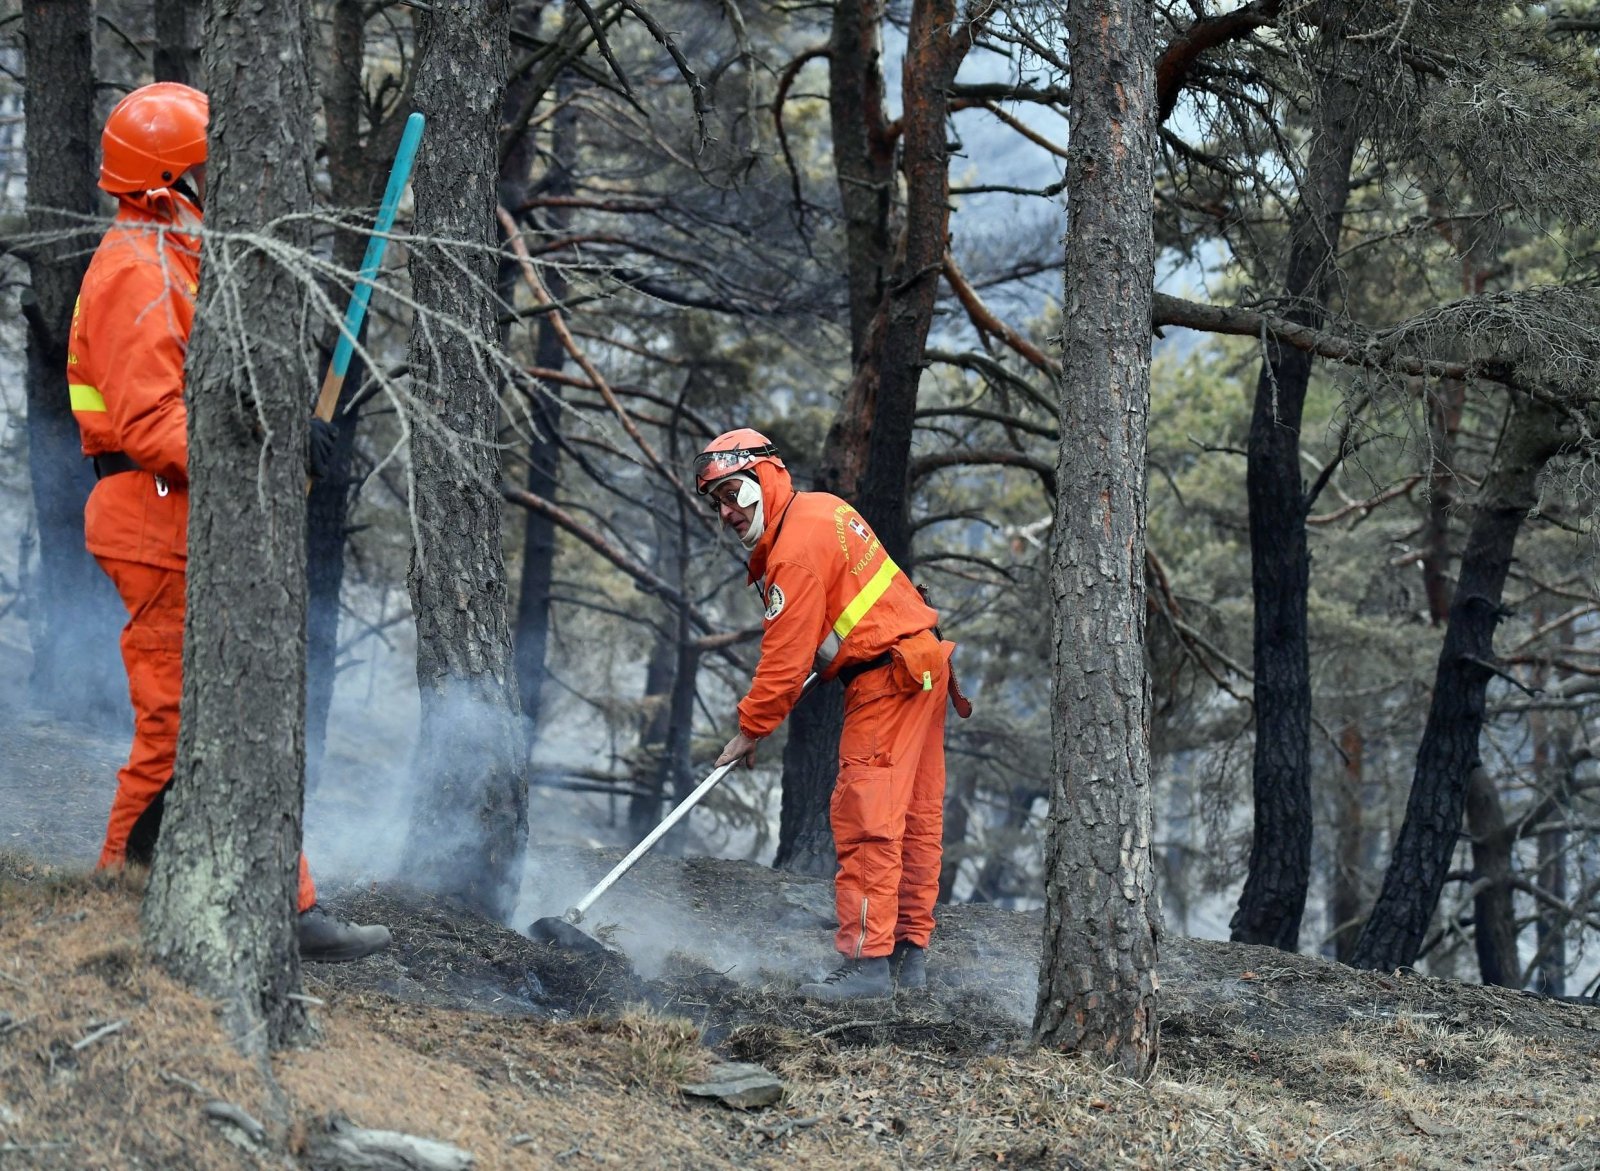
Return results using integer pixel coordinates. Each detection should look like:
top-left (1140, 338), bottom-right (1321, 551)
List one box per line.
top-left (777, 0), bottom-right (972, 872)
top-left (1352, 400), bottom-right (1569, 972)
top-left (153, 0), bottom-right (201, 86)
top-left (1533, 712), bottom-right (1571, 994)
top-left (140, 0), bottom-right (317, 1051)
top-left (402, 0), bottom-right (529, 919)
top-left (509, 72), bottom-right (574, 738)
top-left (774, 682), bottom-right (840, 874)
top-left (1034, 0), bottom-right (1159, 1078)
top-left (1329, 721), bottom-right (1365, 962)
top-left (1229, 61), bottom-right (1360, 951)
top-left (1415, 373), bottom-right (1522, 983)
top-left (21, 0), bottom-right (126, 726)
top-left (849, 0), bottom-right (967, 561)
top-left (775, 0), bottom-right (900, 876)
top-left (306, 0), bottom-right (415, 775)
top-left (1464, 767), bottom-right (1517, 987)
top-left (936, 763), bottom-right (975, 901)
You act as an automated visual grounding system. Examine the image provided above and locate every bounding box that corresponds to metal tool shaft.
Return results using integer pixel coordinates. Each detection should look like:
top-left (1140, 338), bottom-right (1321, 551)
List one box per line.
top-left (562, 672), bottom-right (819, 925)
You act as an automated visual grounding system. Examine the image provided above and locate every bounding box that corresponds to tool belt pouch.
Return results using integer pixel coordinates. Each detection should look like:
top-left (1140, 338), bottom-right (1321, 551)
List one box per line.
top-left (889, 629), bottom-right (945, 695)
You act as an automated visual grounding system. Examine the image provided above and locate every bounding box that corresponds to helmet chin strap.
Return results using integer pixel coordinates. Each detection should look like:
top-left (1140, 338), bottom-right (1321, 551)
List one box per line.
top-left (736, 475), bottom-right (765, 549)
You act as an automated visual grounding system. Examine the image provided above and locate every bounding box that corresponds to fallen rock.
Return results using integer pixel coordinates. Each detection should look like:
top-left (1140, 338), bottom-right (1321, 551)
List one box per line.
top-left (681, 1062), bottom-right (785, 1109)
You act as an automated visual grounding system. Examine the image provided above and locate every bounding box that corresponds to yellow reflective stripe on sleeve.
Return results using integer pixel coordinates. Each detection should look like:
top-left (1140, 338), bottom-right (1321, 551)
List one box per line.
top-left (832, 556), bottom-right (900, 641)
top-left (69, 383), bottom-right (107, 412)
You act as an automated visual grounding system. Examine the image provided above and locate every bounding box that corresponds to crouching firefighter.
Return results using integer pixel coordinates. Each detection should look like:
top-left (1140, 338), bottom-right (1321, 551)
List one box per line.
top-left (698, 429), bottom-right (972, 1001)
top-left (68, 82), bottom-right (388, 962)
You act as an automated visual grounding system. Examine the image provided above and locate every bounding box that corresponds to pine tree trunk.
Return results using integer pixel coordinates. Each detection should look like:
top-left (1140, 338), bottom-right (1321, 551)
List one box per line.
top-left (1464, 767), bottom-right (1517, 986)
top-left (1352, 400), bottom-right (1569, 972)
top-left (774, 682), bottom-right (841, 875)
top-left (776, 0), bottom-right (967, 873)
top-left (402, 0), bottom-right (528, 920)
top-left (21, 0), bottom-right (126, 726)
top-left (850, 0), bottom-right (965, 561)
top-left (508, 75), bottom-right (573, 737)
top-left (1034, 0), bottom-right (1159, 1079)
top-left (153, 0), bottom-right (201, 86)
top-left (140, 0), bottom-right (318, 1052)
top-left (305, 0), bottom-right (387, 776)
top-left (1230, 62), bottom-right (1360, 951)
top-left (1329, 721), bottom-right (1365, 962)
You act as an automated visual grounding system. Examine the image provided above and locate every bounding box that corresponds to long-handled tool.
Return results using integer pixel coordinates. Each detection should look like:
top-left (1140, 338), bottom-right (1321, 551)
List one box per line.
top-left (530, 673), bottom-right (819, 953)
top-left (312, 111), bottom-right (426, 424)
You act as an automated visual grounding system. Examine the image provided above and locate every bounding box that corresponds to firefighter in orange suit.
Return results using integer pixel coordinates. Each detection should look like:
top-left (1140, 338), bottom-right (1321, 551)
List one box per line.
top-left (69, 82), bottom-right (387, 961)
top-left (699, 428), bottom-right (962, 1000)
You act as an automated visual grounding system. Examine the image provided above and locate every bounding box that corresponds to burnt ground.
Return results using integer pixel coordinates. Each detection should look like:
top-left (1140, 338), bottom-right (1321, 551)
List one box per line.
top-left (8, 711), bottom-right (1600, 1167)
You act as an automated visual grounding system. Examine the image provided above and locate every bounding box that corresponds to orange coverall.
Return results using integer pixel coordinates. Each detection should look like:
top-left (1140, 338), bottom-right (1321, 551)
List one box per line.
top-left (68, 189), bottom-right (316, 911)
top-left (737, 461), bottom-right (952, 959)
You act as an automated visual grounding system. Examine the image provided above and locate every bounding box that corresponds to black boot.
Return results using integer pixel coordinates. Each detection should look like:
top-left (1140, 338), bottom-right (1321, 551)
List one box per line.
top-left (890, 940), bottom-right (927, 990)
top-left (797, 956), bottom-right (893, 1002)
top-left (297, 905), bottom-right (391, 963)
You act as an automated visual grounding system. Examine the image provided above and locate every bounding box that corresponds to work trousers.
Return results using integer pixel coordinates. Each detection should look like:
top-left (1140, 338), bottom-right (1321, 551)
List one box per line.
top-left (94, 556), bottom-right (316, 912)
top-left (831, 634), bottom-right (951, 958)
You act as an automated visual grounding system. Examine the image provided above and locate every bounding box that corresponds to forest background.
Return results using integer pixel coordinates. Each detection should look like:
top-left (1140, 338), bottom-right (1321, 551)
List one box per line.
top-left (2, 0), bottom-right (1600, 1022)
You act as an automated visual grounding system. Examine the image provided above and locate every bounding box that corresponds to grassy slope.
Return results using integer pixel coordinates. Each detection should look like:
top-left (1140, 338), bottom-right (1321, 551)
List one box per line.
top-left (4, 853), bottom-right (1600, 1169)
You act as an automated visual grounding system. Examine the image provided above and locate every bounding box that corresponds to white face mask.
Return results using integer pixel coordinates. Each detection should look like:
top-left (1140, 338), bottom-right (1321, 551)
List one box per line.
top-left (735, 475), bottom-right (765, 549)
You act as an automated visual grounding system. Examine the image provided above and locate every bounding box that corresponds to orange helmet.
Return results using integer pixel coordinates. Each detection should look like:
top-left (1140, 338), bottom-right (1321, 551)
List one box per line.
top-left (99, 82), bottom-right (209, 193)
top-left (694, 428), bottom-right (785, 495)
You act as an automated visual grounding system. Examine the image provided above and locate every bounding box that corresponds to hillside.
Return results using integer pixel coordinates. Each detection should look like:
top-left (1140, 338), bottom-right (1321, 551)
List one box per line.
top-left (6, 847), bottom-right (1600, 1168)
top-left (5, 714), bottom-right (1600, 1168)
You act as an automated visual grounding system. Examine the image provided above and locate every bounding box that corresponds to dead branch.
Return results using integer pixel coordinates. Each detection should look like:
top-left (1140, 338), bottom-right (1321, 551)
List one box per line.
top-left (70, 1019), bottom-right (125, 1051)
top-left (1305, 474), bottom-right (1422, 525)
top-left (772, 46), bottom-right (830, 221)
top-left (975, 100), bottom-right (1069, 160)
top-left (943, 253), bottom-right (1060, 377)
top-left (616, 0), bottom-right (710, 148)
top-left (909, 448), bottom-right (1057, 497)
top-left (1156, 0), bottom-right (1283, 122)
top-left (497, 206), bottom-right (703, 513)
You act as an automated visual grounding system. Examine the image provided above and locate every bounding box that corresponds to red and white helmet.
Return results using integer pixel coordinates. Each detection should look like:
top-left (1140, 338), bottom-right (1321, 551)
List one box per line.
top-left (693, 428), bottom-right (784, 496)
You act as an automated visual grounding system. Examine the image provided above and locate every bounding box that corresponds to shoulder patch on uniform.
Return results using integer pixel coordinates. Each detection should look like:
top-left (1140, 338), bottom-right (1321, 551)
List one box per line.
top-left (764, 584), bottom-right (786, 621)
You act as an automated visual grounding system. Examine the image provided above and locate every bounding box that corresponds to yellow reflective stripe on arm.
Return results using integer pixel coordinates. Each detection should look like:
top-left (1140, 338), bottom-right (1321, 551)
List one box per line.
top-left (69, 383), bottom-right (107, 412)
top-left (832, 556), bottom-right (901, 640)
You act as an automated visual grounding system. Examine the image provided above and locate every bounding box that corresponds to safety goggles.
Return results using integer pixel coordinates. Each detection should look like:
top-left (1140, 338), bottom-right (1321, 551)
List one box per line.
top-left (693, 444), bottom-right (779, 490)
top-left (705, 475), bottom-right (760, 511)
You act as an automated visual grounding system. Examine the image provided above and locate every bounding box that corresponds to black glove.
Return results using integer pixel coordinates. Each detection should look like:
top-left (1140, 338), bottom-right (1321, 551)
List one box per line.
top-left (308, 417), bottom-right (339, 480)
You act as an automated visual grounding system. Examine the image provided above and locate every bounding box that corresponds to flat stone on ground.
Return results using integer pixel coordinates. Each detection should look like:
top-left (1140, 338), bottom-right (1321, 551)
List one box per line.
top-left (680, 1061), bottom-right (785, 1109)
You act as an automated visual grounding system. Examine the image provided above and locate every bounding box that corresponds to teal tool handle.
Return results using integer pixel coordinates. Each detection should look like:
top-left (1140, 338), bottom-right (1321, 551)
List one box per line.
top-left (329, 111), bottom-right (425, 379)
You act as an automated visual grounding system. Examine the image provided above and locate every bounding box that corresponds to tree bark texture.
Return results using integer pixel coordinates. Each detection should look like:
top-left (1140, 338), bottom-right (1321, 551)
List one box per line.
top-left (1329, 721), bottom-right (1365, 962)
top-left (22, 0), bottom-right (127, 726)
top-left (778, 0), bottom-right (970, 872)
top-left (403, 0), bottom-right (529, 921)
top-left (849, 0), bottom-right (971, 563)
top-left (509, 67), bottom-right (573, 737)
top-left (1463, 766), bottom-right (1517, 987)
top-left (140, 0), bottom-right (318, 1051)
top-left (774, 681), bottom-right (841, 875)
top-left (1229, 61), bottom-right (1360, 951)
top-left (154, 0), bottom-right (202, 86)
top-left (1034, 0), bottom-right (1160, 1079)
top-left (305, 0), bottom-right (378, 774)
top-left (1352, 399), bottom-right (1570, 972)
top-left (815, 0), bottom-right (894, 498)
top-left (1419, 374), bottom-right (1521, 986)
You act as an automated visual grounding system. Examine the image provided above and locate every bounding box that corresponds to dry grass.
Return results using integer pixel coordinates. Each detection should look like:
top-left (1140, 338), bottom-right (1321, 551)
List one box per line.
top-left (4, 851), bottom-right (1600, 1169)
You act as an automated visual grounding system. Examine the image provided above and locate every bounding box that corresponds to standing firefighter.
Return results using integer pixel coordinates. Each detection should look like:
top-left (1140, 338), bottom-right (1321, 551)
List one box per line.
top-left (68, 82), bottom-right (387, 962)
top-left (699, 429), bottom-right (963, 1000)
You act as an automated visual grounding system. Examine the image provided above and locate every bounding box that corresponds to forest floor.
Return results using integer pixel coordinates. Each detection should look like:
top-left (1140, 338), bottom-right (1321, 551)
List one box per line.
top-left (5, 714), bottom-right (1600, 1168)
